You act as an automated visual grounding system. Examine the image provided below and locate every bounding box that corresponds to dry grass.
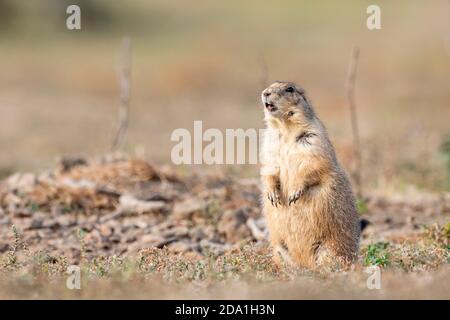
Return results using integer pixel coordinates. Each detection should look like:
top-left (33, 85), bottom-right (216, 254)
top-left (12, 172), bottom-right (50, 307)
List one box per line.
top-left (0, 223), bottom-right (448, 299)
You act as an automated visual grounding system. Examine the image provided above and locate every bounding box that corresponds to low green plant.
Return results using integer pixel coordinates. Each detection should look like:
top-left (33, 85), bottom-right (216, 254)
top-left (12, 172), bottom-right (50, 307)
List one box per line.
top-left (356, 198), bottom-right (368, 215)
top-left (364, 242), bottom-right (390, 267)
top-left (76, 228), bottom-right (87, 263)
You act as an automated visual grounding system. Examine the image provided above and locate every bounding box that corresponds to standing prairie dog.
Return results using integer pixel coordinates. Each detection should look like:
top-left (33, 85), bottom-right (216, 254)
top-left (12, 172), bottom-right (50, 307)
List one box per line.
top-left (260, 81), bottom-right (360, 269)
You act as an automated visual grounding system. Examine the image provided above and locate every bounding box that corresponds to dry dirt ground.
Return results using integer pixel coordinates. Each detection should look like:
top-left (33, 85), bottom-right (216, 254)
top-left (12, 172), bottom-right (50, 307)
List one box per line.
top-left (0, 156), bottom-right (448, 299)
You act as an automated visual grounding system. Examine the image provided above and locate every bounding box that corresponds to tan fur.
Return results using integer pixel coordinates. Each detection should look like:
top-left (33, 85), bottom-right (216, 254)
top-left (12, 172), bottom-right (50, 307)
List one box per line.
top-left (260, 81), bottom-right (360, 270)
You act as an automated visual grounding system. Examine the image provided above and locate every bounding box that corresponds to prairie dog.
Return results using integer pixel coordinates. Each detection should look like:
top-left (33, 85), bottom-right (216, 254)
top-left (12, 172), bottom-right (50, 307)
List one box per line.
top-left (260, 81), bottom-right (360, 269)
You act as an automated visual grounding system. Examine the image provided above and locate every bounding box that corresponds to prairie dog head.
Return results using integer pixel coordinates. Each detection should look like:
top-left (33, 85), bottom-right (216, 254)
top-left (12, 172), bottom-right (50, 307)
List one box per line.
top-left (261, 81), bottom-right (315, 122)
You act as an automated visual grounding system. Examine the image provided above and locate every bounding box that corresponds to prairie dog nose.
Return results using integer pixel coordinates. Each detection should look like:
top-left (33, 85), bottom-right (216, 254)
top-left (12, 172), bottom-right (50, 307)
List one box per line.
top-left (263, 91), bottom-right (271, 97)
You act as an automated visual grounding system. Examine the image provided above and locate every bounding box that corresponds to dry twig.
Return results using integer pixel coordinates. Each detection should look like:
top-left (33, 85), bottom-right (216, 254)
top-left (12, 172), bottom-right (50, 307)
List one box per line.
top-left (346, 46), bottom-right (363, 198)
top-left (111, 36), bottom-right (132, 151)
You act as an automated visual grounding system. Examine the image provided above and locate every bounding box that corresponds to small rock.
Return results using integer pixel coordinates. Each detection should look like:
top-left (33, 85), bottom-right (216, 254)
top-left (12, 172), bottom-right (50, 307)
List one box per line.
top-left (4, 193), bottom-right (22, 208)
top-left (0, 216), bottom-right (11, 226)
top-left (27, 218), bottom-right (44, 230)
top-left (139, 234), bottom-right (172, 247)
top-left (84, 229), bottom-right (101, 244)
top-left (25, 212), bottom-right (48, 230)
top-left (98, 225), bottom-right (113, 238)
top-left (168, 241), bottom-right (198, 253)
top-left (217, 208), bottom-right (251, 243)
top-left (6, 173), bottom-right (36, 193)
top-left (189, 227), bottom-right (206, 242)
top-left (0, 243), bottom-right (10, 253)
top-left (172, 198), bottom-right (207, 220)
top-left (128, 234), bottom-right (176, 252)
top-left (119, 194), bottom-right (166, 214)
top-left (109, 234), bottom-right (121, 243)
top-left (199, 239), bottom-right (231, 255)
top-left (54, 215), bottom-right (77, 228)
top-left (203, 225), bottom-right (220, 242)
top-left (132, 220), bottom-right (148, 229)
top-left (124, 228), bottom-right (144, 243)
top-left (60, 178), bottom-right (96, 190)
top-left (246, 217), bottom-right (268, 240)
top-left (161, 226), bottom-right (189, 238)
top-left (60, 156), bottom-right (88, 171)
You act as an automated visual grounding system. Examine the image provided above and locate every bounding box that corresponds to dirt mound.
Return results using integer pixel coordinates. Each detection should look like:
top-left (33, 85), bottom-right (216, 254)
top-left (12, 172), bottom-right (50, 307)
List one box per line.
top-left (0, 156), bottom-right (264, 262)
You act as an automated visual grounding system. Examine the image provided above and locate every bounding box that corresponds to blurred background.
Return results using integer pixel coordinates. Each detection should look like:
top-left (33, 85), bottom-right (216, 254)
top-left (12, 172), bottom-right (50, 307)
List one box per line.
top-left (0, 0), bottom-right (449, 192)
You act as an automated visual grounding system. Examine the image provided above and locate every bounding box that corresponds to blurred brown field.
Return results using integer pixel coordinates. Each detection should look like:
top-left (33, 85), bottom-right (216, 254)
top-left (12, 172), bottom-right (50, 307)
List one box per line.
top-left (0, 0), bottom-right (449, 191)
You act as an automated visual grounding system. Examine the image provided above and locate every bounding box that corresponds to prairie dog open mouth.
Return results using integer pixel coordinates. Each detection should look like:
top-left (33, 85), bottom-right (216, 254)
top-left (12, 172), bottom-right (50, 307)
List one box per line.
top-left (265, 102), bottom-right (278, 112)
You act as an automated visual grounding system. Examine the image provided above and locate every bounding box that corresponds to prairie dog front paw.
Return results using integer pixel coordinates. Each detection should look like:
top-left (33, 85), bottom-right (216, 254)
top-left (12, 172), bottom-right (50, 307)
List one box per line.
top-left (288, 189), bottom-right (304, 206)
top-left (267, 189), bottom-right (281, 207)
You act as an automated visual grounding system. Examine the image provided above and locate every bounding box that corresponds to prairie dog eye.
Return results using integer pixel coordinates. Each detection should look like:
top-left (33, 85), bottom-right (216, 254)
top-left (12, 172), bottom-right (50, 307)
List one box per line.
top-left (287, 111), bottom-right (295, 117)
top-left (285, 87), bottom-right (294, 93)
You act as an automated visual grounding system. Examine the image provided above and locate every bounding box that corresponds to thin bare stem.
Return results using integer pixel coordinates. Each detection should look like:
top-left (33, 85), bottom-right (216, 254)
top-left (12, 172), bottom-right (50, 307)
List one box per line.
top-left (346, 46), bottom-right (363, 198)
top-left (111, 36), bottom-right (132, 151)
